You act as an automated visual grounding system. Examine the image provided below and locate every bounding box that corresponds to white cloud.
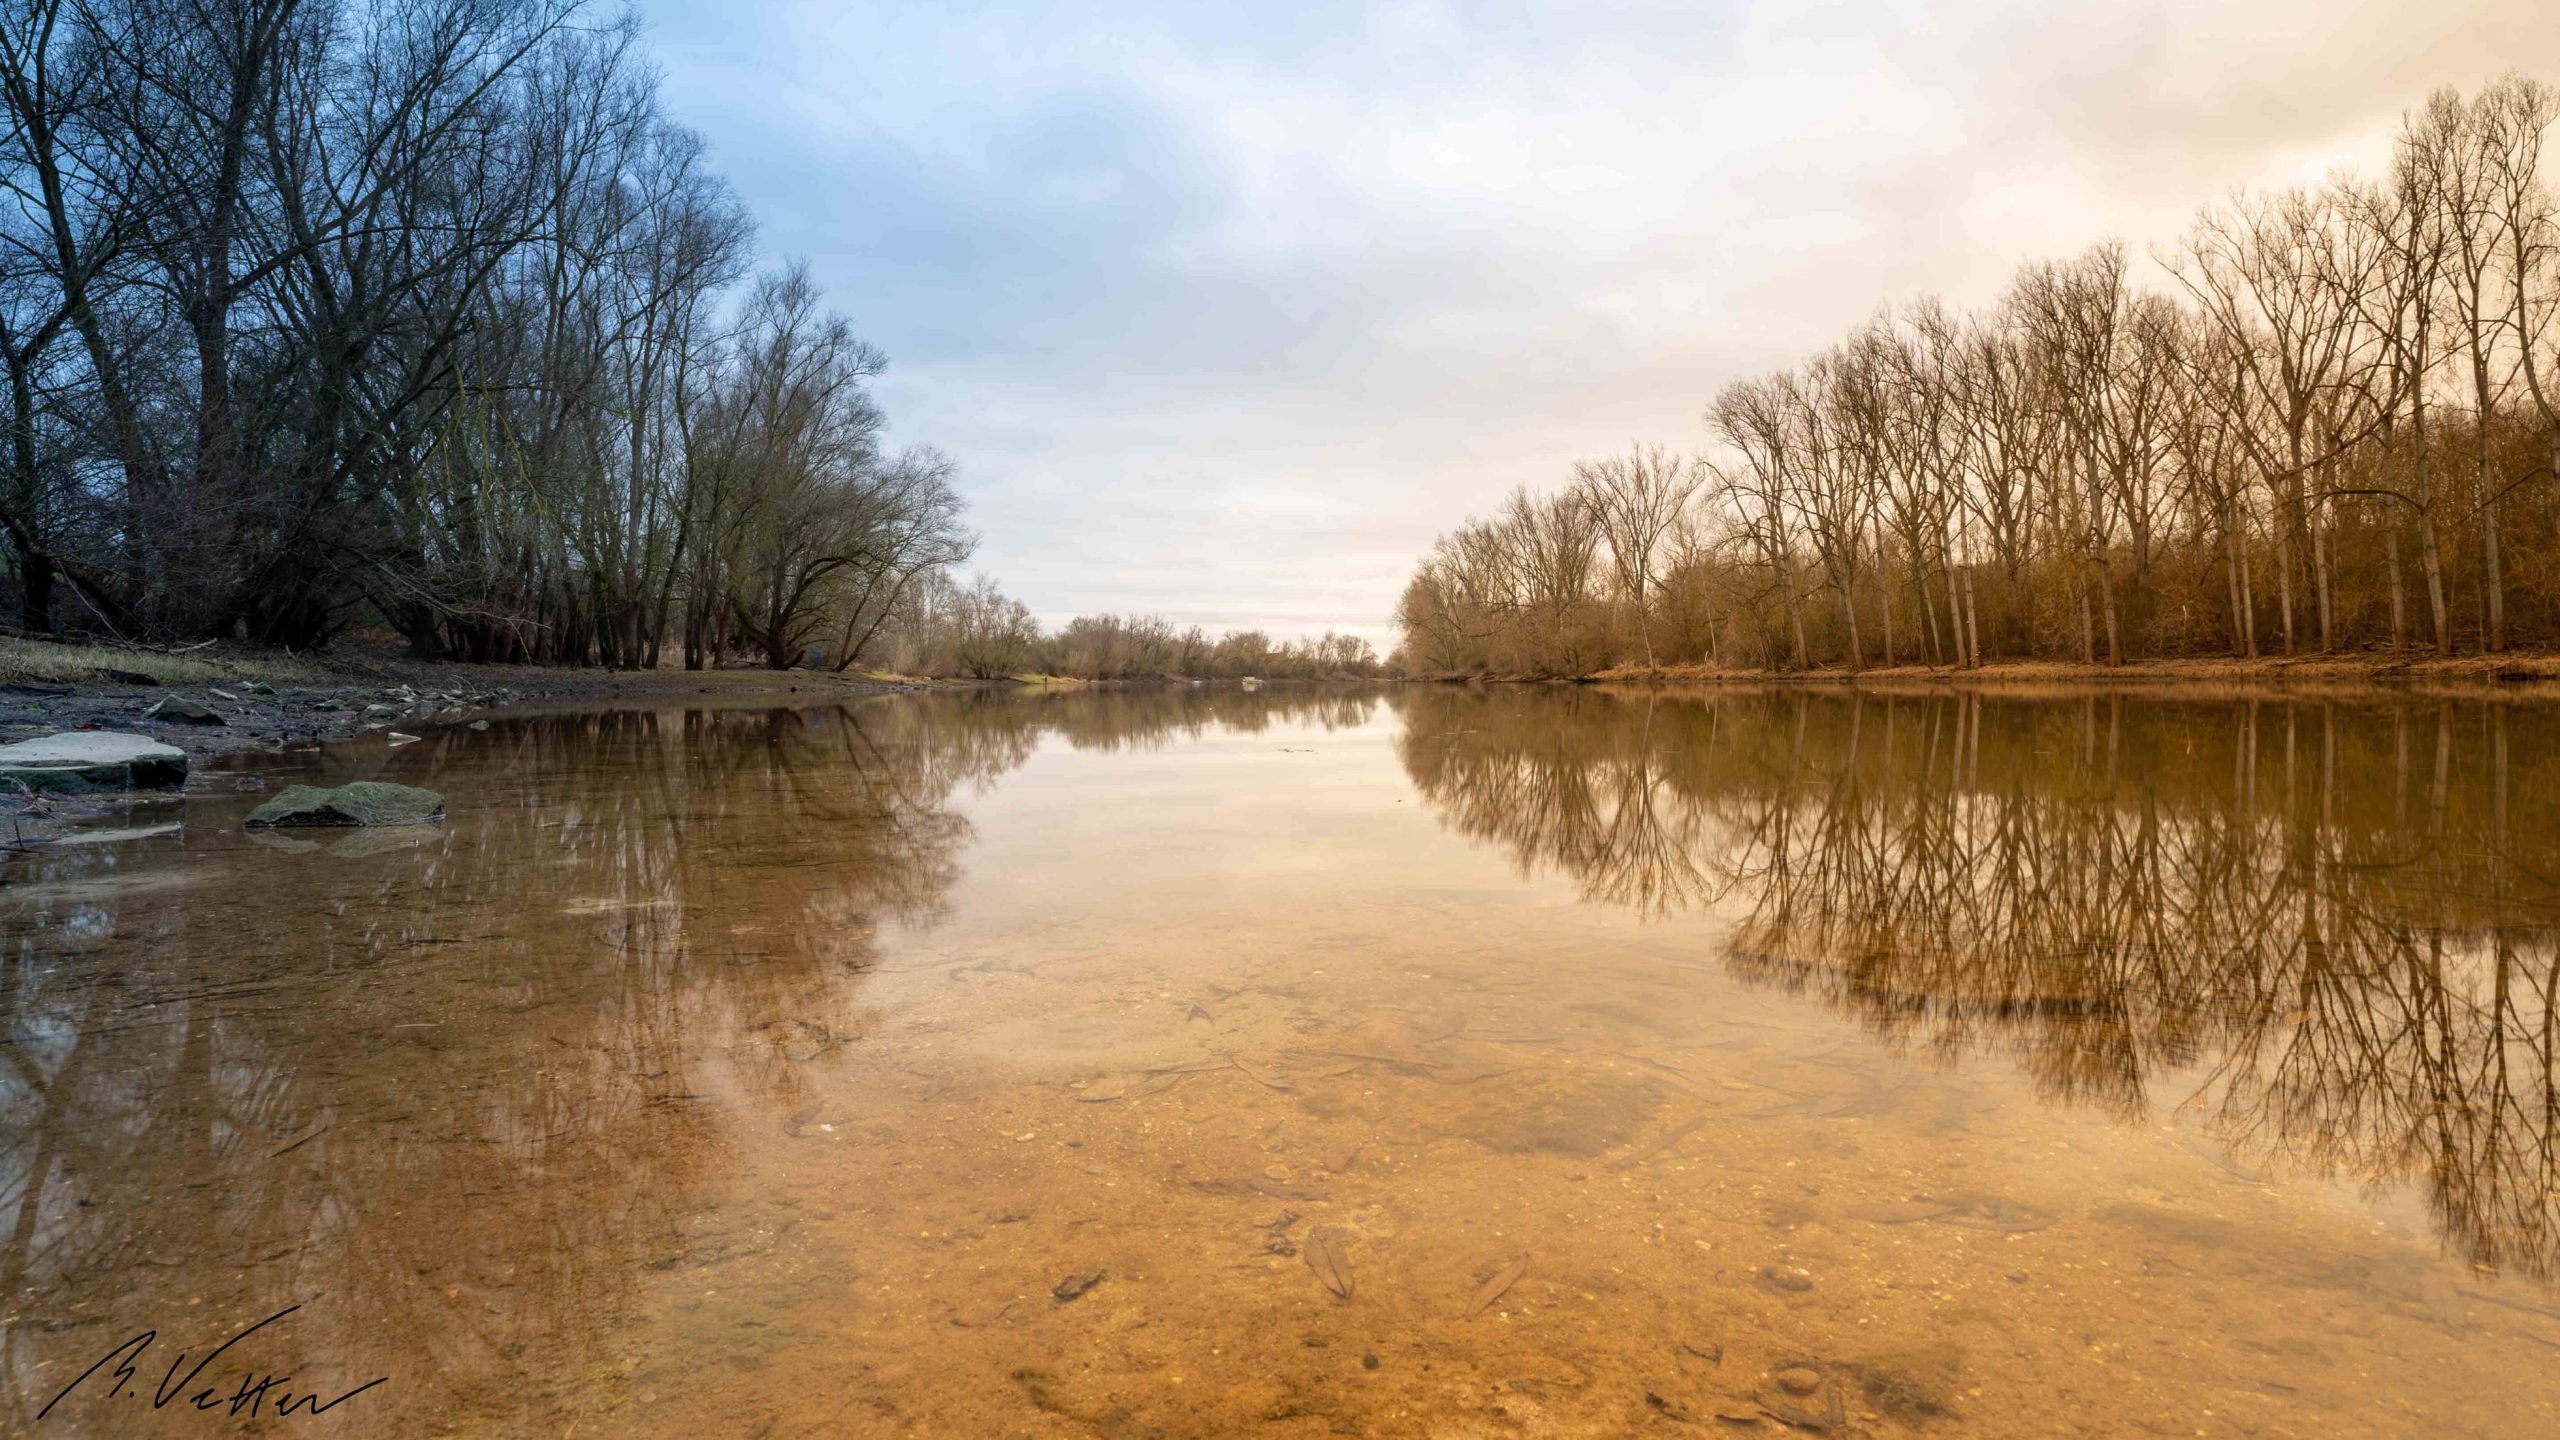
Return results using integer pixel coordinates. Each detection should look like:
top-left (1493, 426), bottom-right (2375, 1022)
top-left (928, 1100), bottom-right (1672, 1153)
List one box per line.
top-left (642, 0), bottom-right (2560, 650)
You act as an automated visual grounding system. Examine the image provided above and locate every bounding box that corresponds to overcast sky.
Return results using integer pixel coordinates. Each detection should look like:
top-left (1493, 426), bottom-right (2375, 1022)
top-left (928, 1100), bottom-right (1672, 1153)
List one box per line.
top-left (640, 0), bottom-right (2560, 649)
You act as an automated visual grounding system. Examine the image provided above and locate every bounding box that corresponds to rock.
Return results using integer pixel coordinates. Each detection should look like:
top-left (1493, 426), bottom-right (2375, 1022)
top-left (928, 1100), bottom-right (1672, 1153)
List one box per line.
top-left (361, 703), bottom-right (400, 721)
top-left (1754, 1389), bottom-right (1843, 1431)
top-left (1776, 1368), bottom-right (1822, 1395)
top-left (1051, 1271), bottom-right (1105, 1303)
top-left (246, 825), bottom-right (435, 857)
top-left (0, 731), bottom-right (189, 792)
top-left (1643, 1391), bottom-right (1696, 1423)
top-left (467, 719), bottom-right (491, 732)
top-left (244, 780), bottom-right (445, 829)
top-left (1756, 1266), bottom-right (1815, 1294)
top-left (143, 695), bottom-right (226, 725)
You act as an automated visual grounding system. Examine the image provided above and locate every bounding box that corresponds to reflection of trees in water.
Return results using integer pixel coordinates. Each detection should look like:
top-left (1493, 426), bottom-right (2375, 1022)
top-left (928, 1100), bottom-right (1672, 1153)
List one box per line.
top-left (0, 685), bottom-right (1382, 1429)
top-left (1393, 687), bottom-right (2560, 1283)
top-left (0, 700), bottom-right (1010, 1430)
top-left (1397, 687), bottom-right (1730, 916)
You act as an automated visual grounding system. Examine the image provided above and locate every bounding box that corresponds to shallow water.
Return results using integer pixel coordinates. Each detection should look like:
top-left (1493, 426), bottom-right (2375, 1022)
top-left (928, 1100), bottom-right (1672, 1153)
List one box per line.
top-left (4, 686), bottom-right (2559, 1437)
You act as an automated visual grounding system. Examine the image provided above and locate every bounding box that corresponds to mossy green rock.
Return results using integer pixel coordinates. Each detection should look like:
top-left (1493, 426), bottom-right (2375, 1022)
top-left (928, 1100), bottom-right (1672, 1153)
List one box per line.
top-left (245, 780), bottom-right (445, 828)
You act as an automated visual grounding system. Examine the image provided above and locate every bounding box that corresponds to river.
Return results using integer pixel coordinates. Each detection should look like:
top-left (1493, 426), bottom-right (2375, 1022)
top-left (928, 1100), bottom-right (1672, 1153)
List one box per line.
top-left (4, 685), bottom-right (2556, 1437)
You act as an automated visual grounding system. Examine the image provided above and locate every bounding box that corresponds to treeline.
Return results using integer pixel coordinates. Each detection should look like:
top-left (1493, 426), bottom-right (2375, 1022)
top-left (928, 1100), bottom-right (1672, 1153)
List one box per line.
top-left (861, 572), bottom-right (1383, 681)
top-left (0, 0), bottom-right (967, 666)
top-left (1397, 76), bottom-right (2560, 676)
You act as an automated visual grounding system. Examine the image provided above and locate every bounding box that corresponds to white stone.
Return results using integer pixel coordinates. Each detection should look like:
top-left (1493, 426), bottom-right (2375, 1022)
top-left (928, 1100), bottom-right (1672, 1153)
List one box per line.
top-left (0, 731), bottom-right (189, 791)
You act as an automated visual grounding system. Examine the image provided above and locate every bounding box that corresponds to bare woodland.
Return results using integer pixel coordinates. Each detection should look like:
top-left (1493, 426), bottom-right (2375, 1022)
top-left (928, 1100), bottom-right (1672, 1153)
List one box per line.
top-left (861, 571), bottom-right (1382, 681)
top-left (0, 0), bottom-right (1391, 680)
top-left (1397, 78), bottom-right (2560, 676)
top-left (0, 0), bottom-right (972, 667)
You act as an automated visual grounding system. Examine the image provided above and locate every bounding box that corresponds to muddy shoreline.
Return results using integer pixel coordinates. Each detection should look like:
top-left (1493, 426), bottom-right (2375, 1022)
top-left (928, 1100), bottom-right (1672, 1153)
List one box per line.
top-left (2, 658), bottom-right (917, 765)
top-left (1, 650), bottom-right (918, 844)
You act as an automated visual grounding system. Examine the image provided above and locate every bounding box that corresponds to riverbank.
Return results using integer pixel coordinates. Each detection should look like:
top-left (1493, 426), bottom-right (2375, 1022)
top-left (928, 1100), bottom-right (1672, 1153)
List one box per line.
top-left (0, 635), bottom-right (919, 769)
top-left (1537, 650), bottom-right (2560, 696)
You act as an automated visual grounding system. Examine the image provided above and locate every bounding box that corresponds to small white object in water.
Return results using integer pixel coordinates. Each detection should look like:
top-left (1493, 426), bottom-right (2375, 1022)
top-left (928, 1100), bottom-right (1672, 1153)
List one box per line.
top-left (387, 732), bottom-right (421, 746)
top-left (49, 822), bottom-right (183, 846)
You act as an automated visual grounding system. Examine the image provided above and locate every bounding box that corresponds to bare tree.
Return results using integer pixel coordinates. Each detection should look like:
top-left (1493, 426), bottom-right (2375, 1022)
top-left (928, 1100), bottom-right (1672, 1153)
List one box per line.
top-left (1572, 443), bottom-right (1702, 668)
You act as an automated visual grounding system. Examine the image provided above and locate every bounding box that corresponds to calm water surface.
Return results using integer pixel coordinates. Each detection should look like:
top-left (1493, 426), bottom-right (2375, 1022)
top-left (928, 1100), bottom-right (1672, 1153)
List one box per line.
top-left (4, 686), bottom-right (2558, 1437)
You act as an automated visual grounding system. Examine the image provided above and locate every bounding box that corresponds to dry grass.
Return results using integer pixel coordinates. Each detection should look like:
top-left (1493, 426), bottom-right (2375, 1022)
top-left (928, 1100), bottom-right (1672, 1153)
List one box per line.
top-left (0, 636), bottom-right (324, 688)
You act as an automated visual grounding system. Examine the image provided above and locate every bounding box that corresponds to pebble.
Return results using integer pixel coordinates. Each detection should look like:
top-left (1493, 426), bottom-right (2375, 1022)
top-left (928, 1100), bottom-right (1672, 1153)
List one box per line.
top-left (1775, 1367), bottom-right (1821, 1395)
top-left (1756, 1265), bottom-right (1815, 1294)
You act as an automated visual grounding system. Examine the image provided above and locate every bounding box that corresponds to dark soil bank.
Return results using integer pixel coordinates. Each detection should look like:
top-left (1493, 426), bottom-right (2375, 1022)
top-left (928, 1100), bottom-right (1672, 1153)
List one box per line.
top-left (6, 662), bottom-right (905, 760)
top-left (0, 653), bottom-right (912, 843)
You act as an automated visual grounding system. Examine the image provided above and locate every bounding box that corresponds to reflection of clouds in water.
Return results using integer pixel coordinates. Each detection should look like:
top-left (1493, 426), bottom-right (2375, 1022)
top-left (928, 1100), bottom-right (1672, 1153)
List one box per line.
top-left (1392, 686), bottom-right (2560, 1285)
top-left (0, 702), bottom-right (988, 1433)
top-left (0, 686), bottom-right (1390, 1434)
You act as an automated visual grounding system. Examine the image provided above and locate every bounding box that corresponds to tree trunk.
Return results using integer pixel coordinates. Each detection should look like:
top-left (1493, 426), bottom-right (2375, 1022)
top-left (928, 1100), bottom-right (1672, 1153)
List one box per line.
top-left (2482, 496), bottom-right (2506, 653)
top-left (2274, 525), bottom-right (2297, 656)
top-left (2418, 508), bottom-right (2451, 655)
top-left (2094, 551), bottom-right (2122, 666)
top-left (2222, 520), bottom-right (2247, 658)
top-left (2237, 544), bottom-right (2258, 659)
top-left (2385, 526), bottom-right (2406, 651)
top-left (18, 551), bottom-right (54, 633)
top-left (1960, 562), bottom-right (1982, 668)
top-left (1635, 580), bottom-right (1656, 669)
top-left (1876, 561), bottom-right (1895, 668)
top-left (2472, 336), bottom-right (2506, 653)
top-left (1838, 569), bottom-right (1864, 671)
top-left (2311, 513), bottom-right (2334, 653)
top-left (1777, 552), bottom-right (1809, 670)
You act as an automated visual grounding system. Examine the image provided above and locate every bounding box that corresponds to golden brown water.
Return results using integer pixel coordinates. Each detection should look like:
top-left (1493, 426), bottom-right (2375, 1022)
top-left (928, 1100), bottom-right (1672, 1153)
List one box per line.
top-left (4, 686), bottom-right (2559, 1438)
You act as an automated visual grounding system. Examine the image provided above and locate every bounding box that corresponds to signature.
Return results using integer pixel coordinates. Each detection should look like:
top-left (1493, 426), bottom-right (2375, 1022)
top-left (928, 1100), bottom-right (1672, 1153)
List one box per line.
top-left (39, 1305), bottom-right (388, 1423)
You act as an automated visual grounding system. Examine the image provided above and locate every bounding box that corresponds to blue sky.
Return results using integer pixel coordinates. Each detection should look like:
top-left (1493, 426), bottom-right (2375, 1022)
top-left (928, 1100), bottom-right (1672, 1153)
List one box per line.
top-left (637, 0), bottom-right (2560, 648)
